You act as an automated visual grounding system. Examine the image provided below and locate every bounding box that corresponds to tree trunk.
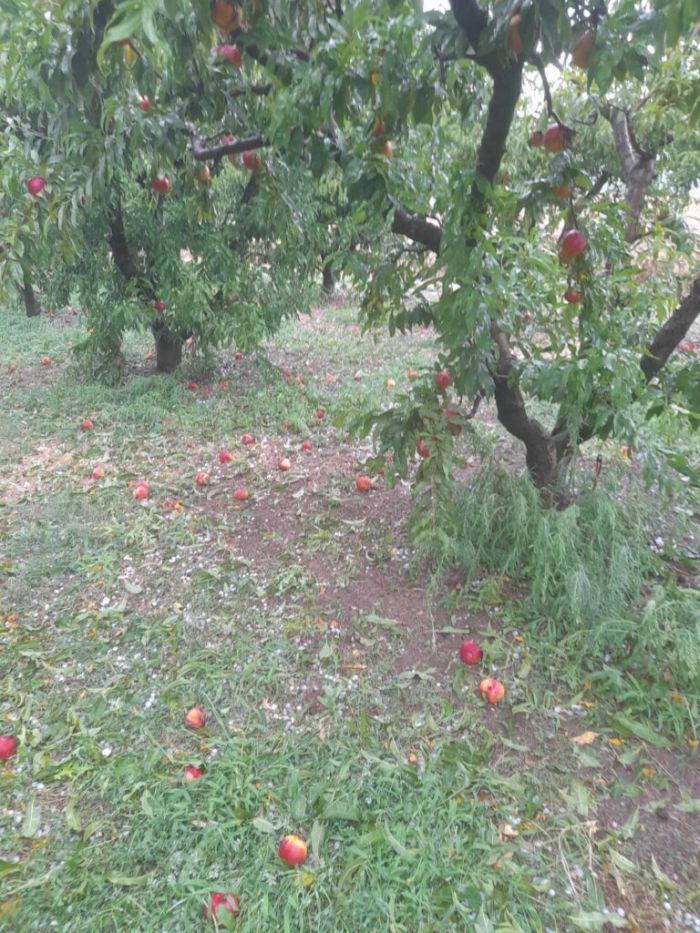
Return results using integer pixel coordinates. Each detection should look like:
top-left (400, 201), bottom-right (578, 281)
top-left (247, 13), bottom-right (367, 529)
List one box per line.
top-left (154, 325), bottom-right (183, 373)
top-left (322, 261), bottom-right (335, 294)
top-left (22, 274), bottom-right (42, 317)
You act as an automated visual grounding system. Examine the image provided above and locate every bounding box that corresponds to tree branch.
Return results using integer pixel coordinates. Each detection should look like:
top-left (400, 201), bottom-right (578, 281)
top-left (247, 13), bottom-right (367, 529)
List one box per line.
top-left (641, 275), bottom-right (700, 382)
top-left (600, 103), bottom-right (654, 241)
top-left (391, 208), bottom-right (443, 253)
top-left (449, 0), bottom-right (488, 53)
top-left (184, 123), bottom-right (265, 161)
top-left (489, 323), bottom-right (557, 488)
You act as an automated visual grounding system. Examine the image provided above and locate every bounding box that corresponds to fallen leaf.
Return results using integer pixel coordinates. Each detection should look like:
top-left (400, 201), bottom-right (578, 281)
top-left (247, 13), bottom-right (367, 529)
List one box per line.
top-left (572, 731), bottom-right (599, 745)
top-left (499, 823), bottom-right (519, 840)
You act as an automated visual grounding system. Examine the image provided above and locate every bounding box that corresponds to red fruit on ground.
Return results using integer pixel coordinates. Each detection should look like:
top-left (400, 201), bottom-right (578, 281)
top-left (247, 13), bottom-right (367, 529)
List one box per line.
top-left (278, 834), bottom-right (308, 866)
top-left (132, 482), bottom-right (149, 500)
top-left (355, 475), bottom-right (372, 493)
top-left (195, 471), bottom-right (210, 487)
top-left (315, 409), bottom-right (324, 420)
top-left (564, 287), bottom-right (583, 303)
top-left (218, 450), bottom-right (233, 463)
top-left (184, 705), bottom-right (206, 729)
top-left (435, 370), bottom-right (451, 392)
top-left (41, 356), bottom-right (51, 366)
top-left (27, 176), bottom-right (46, 197)
top-left (560, 229), bottom-right (587, 261)
top-left (233, 488), bottom-right (249, 501)
top-left (543, 124), bottom-right (568, 153)
top-left (479, 677), bottom-right (506, 704)
top-left (678, 341), bottom-right (696, 353)
top-left (184, 765), bottom-right (204, 782)
top-left (300, 441), bottom-right (312, 452)
top-left (0, 736), bottom-right (17, 761)
top-left (416, 439), bottom-right (430, 459)
top-left (154, 301), bottom-right (165, 312)
top-left (91, 465), bottom-right (105, 479)
top-left (459, 640), bottom-right (482, 665)
top-left (80, 418), bottom-right (94, 431)
top-left (241, 434), bottom-right (254, 446)
top-left (233, 351), bottom-right (244, 360)
top-left (278, 458), bottom-right (291, 472)
top-left (204, 892), bottom-right (240, 922)
top-left (186, 382), bottom-right (198, 391)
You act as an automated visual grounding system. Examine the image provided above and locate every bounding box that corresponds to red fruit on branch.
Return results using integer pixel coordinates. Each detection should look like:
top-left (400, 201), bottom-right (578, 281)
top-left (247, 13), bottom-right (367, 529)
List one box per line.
top-left (564, 287), bottom-right (583, 303)
top-left (551, 184), bottom-right (570, 198)
top-left (154, 301), bottom-right (165, 313)
top-left (372, 117), bottom-right (385, 138)
top-left (435, 370), bottom-right (451, 392)
top-left (27, 176), bottom-right (46, 197)
top-left (529, 131), bottom-right (543, 148)
top-left (242, 150), bottom-right (262, 171)
top-left (507, 14), bottom-right (523, 54)
top-left (219, 44), bottom-right (242, 66)
top-left (381, 140), bottom-right (393, 158)
top-left (151, 176), bottom-right (171, 195)
top-left (416, 439), bottom-right (430, 459)
top-left (572, 31), bottom-right (595, 69)
top-left (560, 229), bottom-right (587, 261)
top-left (543, 124), bottom-right (569, 153)
top-left (445, 408), bottom-right (462, 437)
top-left (138, 96), bottom-right (151, 111)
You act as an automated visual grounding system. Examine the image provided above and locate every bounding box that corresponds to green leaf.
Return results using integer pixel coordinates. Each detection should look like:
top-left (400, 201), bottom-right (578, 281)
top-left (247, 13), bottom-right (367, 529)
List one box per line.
top-left (106, 873), bottom-right (149, 886)
top-left (252, 817), bottom-right (275, 834)
top-left (0, 859), bottom-right (23, 880)
top-left (20, 800), bottom-right (41, 838)
top-left (608, 715), bottom-right (670, 748)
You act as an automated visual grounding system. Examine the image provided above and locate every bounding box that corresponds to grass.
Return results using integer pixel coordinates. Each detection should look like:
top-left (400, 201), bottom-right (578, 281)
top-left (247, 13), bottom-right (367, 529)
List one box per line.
top-left (1, 302), bottom-right (699, 931)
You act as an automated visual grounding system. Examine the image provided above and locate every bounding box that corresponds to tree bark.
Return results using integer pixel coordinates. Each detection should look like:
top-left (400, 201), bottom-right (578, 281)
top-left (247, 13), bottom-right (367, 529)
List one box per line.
top-left (22, 273), bottom-right (42, 317)
top-left (154, 324), bottom-right (183, 373)
top-left (322, 260), bottom-right (335, 294)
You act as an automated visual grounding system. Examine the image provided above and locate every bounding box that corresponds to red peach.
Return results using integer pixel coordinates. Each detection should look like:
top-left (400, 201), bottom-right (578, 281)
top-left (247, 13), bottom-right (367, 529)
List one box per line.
top-left (278, 834), bottom-right (308, 866)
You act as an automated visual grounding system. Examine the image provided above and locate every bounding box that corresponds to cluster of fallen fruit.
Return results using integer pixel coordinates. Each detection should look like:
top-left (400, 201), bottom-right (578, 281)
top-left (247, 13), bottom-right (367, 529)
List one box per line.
top-left (0, 636), bottom-right (503, 924)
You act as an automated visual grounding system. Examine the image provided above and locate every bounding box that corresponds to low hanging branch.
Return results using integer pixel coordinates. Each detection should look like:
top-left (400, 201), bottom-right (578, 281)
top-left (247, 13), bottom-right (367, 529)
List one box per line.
top-left (185, 123), bottom-right (265, 161)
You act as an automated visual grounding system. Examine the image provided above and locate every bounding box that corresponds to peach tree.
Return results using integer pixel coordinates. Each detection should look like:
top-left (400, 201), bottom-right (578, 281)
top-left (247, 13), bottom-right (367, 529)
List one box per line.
top-left (2, 0), bottom-right (698, 496)
top-left (0, 0), bottom-right (327, 377)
